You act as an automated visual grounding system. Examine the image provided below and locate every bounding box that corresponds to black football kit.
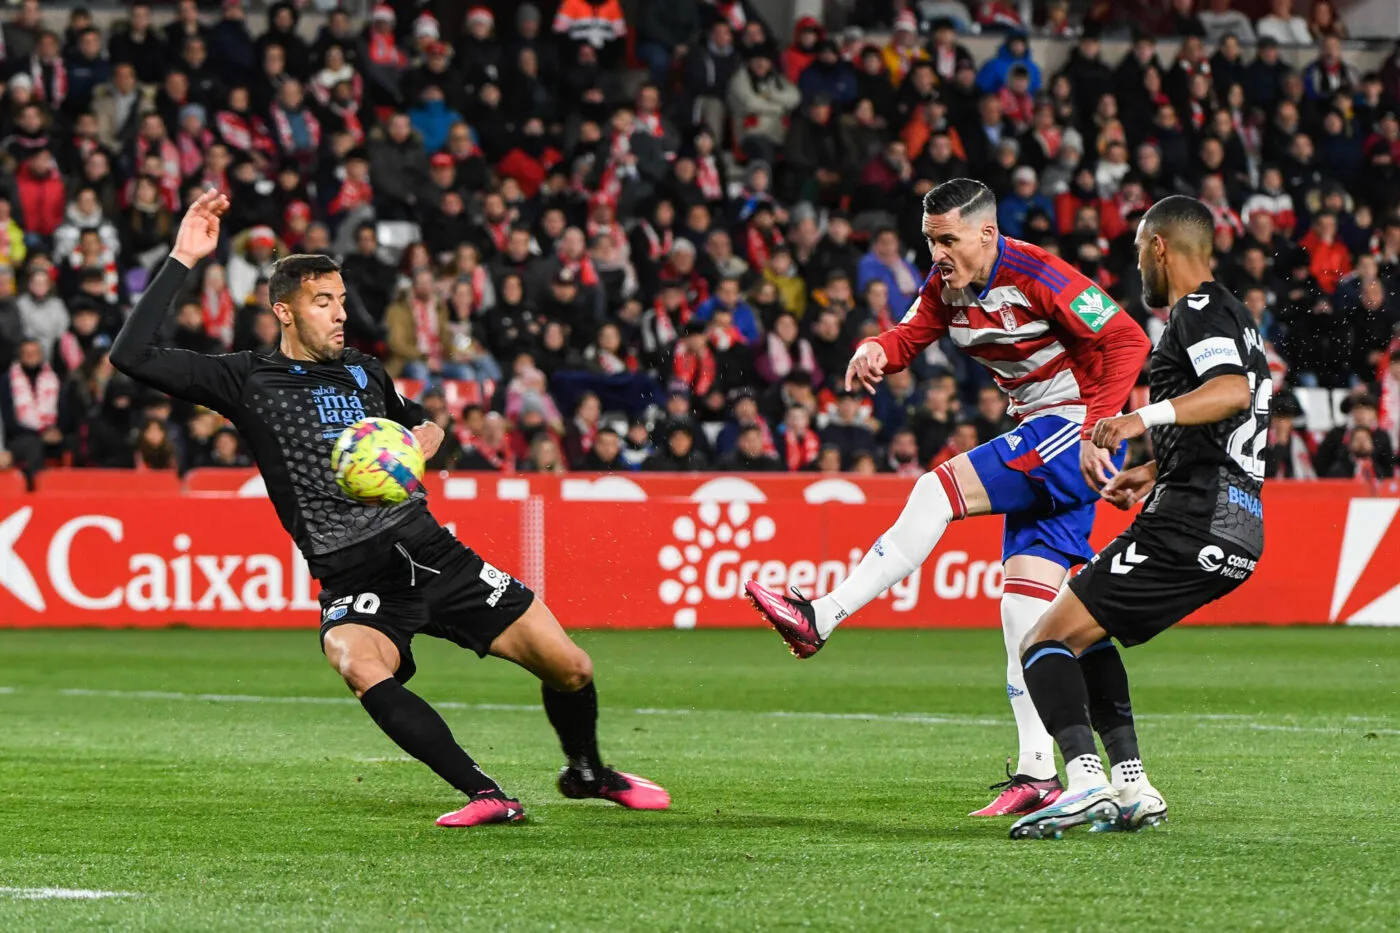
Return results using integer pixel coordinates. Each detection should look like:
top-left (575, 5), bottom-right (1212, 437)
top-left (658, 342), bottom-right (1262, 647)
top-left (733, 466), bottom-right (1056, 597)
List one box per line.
top-left (111, 257), bottom-right (533, 680)
top-left (1070, 281), bottom-right (1270, 645)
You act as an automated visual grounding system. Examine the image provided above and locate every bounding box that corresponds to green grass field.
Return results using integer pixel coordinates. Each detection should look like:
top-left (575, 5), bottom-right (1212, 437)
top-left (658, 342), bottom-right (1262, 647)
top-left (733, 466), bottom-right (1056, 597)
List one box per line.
top-left (1, 627), bottom-right (1398, 932)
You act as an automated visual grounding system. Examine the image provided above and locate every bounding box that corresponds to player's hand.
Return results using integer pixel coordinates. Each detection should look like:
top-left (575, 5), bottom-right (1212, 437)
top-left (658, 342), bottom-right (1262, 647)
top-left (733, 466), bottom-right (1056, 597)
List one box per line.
top-left (413, 421), bottom-right (444, 461)
top-left (171, 188), bottom-right (230, 268)
top-left (845, 342), bottom-right (887, 393)
top-left (1079, 439), bottom-right (1119, 492)
top-left (1091, 412), bottom-right (1147, 451)
top-left (1101, 463), bottom-right (1157, 511)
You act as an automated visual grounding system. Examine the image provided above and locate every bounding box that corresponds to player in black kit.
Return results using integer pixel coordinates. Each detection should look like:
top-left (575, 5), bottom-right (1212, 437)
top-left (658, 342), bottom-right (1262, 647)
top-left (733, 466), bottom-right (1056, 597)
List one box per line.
top-left (111, 191), bottom-right (670, 827)
top-left (1006, 196), bottom-right (1271, 839)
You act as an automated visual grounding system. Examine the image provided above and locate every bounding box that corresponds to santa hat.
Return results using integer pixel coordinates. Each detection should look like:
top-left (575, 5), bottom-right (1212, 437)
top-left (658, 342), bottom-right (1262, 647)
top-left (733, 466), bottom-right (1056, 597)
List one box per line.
top-left (894, 11), bottom-right (918, 34)
top-left (467, 6), bottom-right (494, 29)
top-left (414, 13), bottom-right (440, 40)
top-left (247, 225), bottom-right (277, 248)
top-left (371, 4), bottom-right (395, 24)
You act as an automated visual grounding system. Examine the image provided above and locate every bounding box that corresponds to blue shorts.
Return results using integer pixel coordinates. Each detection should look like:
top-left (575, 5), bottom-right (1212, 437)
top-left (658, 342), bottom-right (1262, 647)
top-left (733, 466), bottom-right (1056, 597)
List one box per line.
top-left (965, 415), bottom-right (1124, 569)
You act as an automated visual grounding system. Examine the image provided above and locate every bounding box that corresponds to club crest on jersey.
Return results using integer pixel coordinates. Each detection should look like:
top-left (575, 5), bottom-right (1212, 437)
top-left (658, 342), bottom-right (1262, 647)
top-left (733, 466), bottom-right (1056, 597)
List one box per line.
top-left (345, 363), bottom-right (368, 389)
top-left (1000, 306), bottom-right (1018, 331)
top-left (1069, 284), bottom-right (1120, 332)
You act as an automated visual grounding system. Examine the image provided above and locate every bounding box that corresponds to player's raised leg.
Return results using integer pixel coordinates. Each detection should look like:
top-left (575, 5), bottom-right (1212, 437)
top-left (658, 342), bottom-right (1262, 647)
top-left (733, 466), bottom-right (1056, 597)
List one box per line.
top-left (1008, 589), bottom-right (1121, 839)
top-left (321, 624), bottom-right (524, 828)
top-left (744, 455), bottom-right (983, 657)
top-left (489, 599), bottom-right (671, 810)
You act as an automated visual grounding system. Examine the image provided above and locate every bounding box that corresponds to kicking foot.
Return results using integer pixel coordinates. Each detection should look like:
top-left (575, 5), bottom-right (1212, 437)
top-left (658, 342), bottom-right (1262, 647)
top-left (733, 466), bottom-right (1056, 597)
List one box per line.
top-left (970, 762), bottom-right (1063, 816)
top-left (744, 581), bottom-right (825, 659)
top-left (1009, 784), bottom-right (1120, 839)
top-left (436, 791), bottom-right (526, 827)
top-left (557, 765), bottom-right (671, 810)
top-left (1093, 781), bottom-right (1167, 832)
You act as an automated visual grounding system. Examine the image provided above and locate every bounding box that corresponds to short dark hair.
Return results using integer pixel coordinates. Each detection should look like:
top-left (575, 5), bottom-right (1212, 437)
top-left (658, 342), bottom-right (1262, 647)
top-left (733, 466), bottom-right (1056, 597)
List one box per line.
top-left (268, 254), bottom-right (340, 306)
top-left (1140, 195), bottom-right (1215, 257)
top-left (923, 178), bottom-right (996, 218)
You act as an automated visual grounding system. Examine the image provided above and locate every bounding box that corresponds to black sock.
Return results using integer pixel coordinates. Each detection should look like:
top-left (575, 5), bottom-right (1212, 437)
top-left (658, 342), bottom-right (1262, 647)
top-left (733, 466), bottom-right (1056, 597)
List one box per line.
top-left (1078, 639), bottom-right (1141, 767)
top-left (542, 680), bottom-right (602, 774)
top-left (359, 678), bottom-right (501, 796)
top-left (1021, 639), bottom-right (1097, 762)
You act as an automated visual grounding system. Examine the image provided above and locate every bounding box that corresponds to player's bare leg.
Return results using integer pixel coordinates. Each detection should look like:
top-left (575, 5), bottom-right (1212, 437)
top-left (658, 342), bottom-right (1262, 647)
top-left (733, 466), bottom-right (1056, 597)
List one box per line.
top-left (970, 554), bottom-right (1064, 817)
top-left (322, 624), bottom-right (524, 827)
top-left (745, 454), bottom-right (987, 657)
top-left (489, 599), bottom-right (671, 810)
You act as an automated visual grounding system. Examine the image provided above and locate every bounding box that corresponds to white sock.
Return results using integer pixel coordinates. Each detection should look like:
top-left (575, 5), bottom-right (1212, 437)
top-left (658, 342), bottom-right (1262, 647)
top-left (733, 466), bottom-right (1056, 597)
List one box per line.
top-left (812, 470), bottom-right (958, 638)
top-left (1111, 758), bottom-right (1147, 790)
top-left (1001, 590), bottom-right (1057, 780)
top-left (1065, 753), bottom-right (1107, 793)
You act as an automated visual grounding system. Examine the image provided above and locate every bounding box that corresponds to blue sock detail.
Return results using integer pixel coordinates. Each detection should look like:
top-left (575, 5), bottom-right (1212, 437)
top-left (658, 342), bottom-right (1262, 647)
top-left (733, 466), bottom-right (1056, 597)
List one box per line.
top-left (1023, 645), bottom-right (1075, 669)
top-left (1079, 639), bottom-right (1115, 657)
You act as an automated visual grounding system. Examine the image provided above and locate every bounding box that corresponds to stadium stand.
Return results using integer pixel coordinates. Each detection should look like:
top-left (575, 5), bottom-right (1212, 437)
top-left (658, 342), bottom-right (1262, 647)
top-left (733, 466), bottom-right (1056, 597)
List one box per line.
top-left (1, 0), bottom-right (1398, 487)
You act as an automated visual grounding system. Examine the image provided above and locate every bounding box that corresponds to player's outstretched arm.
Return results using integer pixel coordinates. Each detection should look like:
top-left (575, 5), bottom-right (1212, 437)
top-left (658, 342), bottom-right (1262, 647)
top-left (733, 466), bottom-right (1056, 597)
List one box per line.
top-left (1091, 374), bottom-right (1252, 450)
top-left (111, 190), bottom-right (247, 410)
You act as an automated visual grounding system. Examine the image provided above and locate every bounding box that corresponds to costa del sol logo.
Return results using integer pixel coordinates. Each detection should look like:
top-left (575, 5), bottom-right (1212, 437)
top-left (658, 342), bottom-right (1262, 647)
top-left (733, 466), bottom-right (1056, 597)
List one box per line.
top-left (657, 501), bottom-right (775, 628)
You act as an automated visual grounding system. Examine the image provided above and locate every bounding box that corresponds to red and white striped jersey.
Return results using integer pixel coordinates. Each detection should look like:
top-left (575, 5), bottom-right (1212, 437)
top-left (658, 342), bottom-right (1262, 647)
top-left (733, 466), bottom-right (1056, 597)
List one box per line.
top-left (871, 236), bottom-right (1150, 438)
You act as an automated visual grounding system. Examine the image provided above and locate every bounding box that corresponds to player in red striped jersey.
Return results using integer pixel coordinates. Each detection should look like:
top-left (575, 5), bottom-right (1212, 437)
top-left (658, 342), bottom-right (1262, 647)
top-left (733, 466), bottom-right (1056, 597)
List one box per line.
top-left (746, 179), bottom-right (1151, 817)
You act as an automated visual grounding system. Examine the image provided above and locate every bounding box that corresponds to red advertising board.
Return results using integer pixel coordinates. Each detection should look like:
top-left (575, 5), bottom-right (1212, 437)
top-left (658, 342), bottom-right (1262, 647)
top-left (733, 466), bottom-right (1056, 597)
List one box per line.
top-left (1, 473), bottom-right (1398, 629)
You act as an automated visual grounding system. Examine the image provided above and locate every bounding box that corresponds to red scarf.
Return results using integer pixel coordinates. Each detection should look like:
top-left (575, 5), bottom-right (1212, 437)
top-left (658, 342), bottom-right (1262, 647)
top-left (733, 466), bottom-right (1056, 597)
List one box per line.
top-left (177, 128), bottom-right (212, 179)
top-left (486, 220), bottom-right (512, 253)
top-left (271, 104), bottom-right (321, 155)
top-left (672, 342), bottom-right (716, 395)
top-left (587, 219), bottom-right (629, 258)
top-left (696, 154), bottom-right (723, 201)
top-left (9, 362), bottom-right (60, 431)
top-left (639, 222), bottom-right (673, 261)
top-left (561, 255), bottom-right (601, 288)
top-left (783, 427), bottom-right (820, 470)
top-left (203, 286), bottom-right (235, 347)
top-left (650, 296), bottom-right (691, 347)
top-left (746, 224), bottom-right (784, 268)
top-left (329, 177), bottom-right (373, 215)
top-left (58, 331), bottom-right (86, 375)
top-left (368, 30), bottom-right (406, 68)
top-left (588, 345), bottom-right (635, 375)
top-left (31, 56), bottom-right (67, 108)
top-left (412, 296), bottom-right (443, 369)
top-left (714, 1), bottom-right (747, 30)
top-left (215, 110), bottom-right (275, 155)
top-left (572, 418), bottom-right (599, 453)
top-left (333, 99), bottom-right (364, 145)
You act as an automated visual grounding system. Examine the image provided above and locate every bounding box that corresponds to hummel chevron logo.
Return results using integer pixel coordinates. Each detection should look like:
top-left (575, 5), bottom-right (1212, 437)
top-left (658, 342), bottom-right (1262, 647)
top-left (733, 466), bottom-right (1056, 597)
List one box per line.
top-left (1109, 542), bottom-right (1148, 575)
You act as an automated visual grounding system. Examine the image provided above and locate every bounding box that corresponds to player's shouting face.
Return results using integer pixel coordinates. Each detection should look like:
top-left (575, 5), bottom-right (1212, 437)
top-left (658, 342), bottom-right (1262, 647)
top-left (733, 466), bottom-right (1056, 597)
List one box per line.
top-left (272, 268), bottom-right (348, 362)
top-left (923, 207), bottom-right (998, 291)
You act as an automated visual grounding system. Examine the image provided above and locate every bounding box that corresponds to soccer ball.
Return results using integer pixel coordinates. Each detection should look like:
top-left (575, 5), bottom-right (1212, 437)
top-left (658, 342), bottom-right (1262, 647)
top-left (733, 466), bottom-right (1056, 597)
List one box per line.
top-left (331, 417), bottom-right (425, 505)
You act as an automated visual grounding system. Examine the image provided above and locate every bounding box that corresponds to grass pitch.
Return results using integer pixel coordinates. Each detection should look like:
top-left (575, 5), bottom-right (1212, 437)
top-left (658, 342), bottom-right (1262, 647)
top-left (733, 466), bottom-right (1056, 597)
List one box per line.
top-left (0, 627), bottom-right (1397, 932)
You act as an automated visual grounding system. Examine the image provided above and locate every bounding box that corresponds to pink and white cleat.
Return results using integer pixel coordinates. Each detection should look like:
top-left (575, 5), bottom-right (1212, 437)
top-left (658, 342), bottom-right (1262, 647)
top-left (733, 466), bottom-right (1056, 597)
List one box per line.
top-left (435, 792), bottom-right (526, 827)
top-left (558, 766), bottom-right (671, 810)
top-left (969, 762), bottom-right (1063, 817)
top-left (744, 581), bottom-right (825, 659)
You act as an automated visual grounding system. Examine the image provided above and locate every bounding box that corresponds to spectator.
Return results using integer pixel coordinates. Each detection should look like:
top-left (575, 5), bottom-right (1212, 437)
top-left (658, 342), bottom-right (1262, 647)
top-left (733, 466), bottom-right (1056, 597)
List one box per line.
top-left (1256, 0), bottom-right (1312, 46)
top-left (1198, 0), bottom-right (1256, 44)
top-left (757, 312), bottom-right (818, 385)
top-left (15, 150), bottom-right (67, 240)
top-left (820, 388), bottom-right (877, 466)
top-left (1315, 394), bottom-right (1395, 478)
top-left (16, 270), bottom-right (68, 364)
top-left (998, 166), bottom-right (1053, 238)
top-left (1264, 391), bottom-right (1317, 479)
top-left (694, 277), bottom-right (761, 345)
top-left (619, 418), bottom-right (654, 469)
top-left (883, 427), bottom-right (924, 475)
top-left (644, 422), bottom-right (708, 471)
top-left (718, 423), bottom-right (784, 471)
top-left (976, 32), bottom-right (1040, 95)
top-left (0, 339), bottom-right (62, 477)
top-left (777, 404), bottom-right (821, 471)
top-left (385, 269), bottom-right (448, 380)
top-left (1299, 213), bottom-right (1353, 294)
top-left (636, 2), bottom-right (700, 89)
top-left (684, 21), bottom-right (742, 144)
top-left (857, 228), bottom-right (922, 309)
top-left (1303, 36), bottom-right (1359, 102)
top-left (581, 425), bottom-right (627, 470)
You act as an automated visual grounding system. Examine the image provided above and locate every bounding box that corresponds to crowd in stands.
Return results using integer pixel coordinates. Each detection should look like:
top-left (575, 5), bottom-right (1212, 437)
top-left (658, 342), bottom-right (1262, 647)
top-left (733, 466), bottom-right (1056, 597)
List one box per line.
top-left (0, 0), bottom-right (1397, 484)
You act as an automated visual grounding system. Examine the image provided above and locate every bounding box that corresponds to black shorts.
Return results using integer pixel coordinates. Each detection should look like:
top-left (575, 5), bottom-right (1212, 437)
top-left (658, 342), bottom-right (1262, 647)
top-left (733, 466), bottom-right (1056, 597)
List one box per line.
top-left (1068, 518), bottom-right (1258, 647)
top-left (316, 511), bottom-right (535, 683)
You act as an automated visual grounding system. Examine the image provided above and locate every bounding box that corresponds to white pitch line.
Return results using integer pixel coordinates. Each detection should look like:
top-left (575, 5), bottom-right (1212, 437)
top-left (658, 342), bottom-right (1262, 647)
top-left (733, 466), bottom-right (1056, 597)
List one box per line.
top-left (0, 887), bottom-right (137, 900)
top-left (3, 687), bottom-right (1396, 736)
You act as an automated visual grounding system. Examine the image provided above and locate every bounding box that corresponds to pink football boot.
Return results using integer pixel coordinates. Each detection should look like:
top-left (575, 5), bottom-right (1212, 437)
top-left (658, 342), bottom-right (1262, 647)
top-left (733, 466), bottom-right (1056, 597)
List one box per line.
top-left (744, 581), bottom-right (825, 659)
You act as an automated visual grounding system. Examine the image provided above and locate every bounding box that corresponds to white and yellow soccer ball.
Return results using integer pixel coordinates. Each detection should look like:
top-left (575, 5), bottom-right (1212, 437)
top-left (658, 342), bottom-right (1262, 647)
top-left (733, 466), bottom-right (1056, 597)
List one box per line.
top-left (331, 417), bottom-right (425, 505)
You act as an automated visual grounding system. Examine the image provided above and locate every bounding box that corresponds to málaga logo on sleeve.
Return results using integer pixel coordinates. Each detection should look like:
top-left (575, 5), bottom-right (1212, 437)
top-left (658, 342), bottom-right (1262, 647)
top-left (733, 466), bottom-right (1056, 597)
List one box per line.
top-left (1068, 285), bottom-right (1120, 332)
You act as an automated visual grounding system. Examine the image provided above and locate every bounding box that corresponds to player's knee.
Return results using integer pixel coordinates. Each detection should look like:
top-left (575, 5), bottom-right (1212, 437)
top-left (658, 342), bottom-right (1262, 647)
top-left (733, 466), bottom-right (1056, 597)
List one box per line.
top-left (553, 649), bottom-right (594, 693)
